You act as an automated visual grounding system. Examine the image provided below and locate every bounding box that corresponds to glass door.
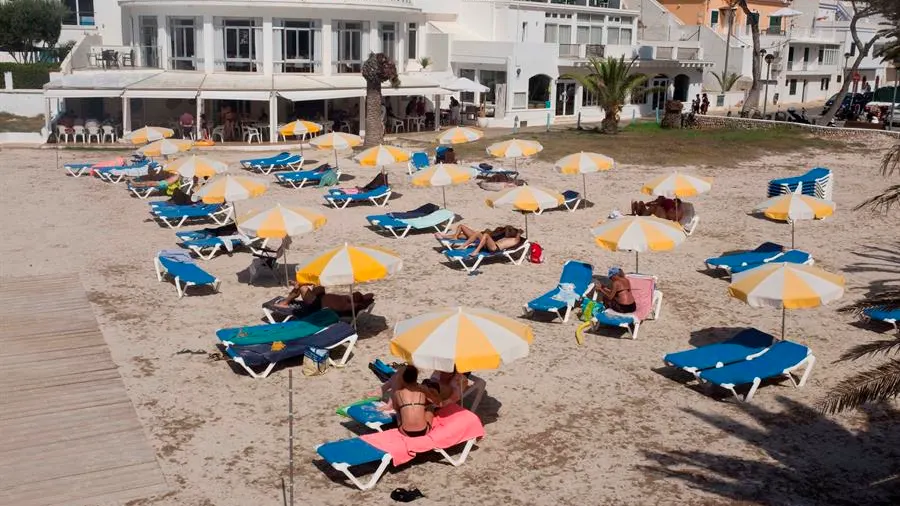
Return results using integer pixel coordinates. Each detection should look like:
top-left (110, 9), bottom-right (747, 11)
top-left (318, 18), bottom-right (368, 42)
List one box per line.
top-left (555, 79), bottom-right (575, 116)
top-left (651, 76), bottom-right (669, 110)
top-left (139, 16), bottom-right (158, 67)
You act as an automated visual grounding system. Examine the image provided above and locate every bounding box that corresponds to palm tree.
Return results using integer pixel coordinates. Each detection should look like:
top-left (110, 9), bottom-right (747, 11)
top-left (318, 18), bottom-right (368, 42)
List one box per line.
top-left (711, 71), bottom-right (742, 92)
top-left (361, 52), bottom-right (400, 147)
top-left (734, 0), bottom-right (761, 116)
top-left (563, 56), bottom-right (651, 134)
top-left (819, 143), bottom-right (900, 414)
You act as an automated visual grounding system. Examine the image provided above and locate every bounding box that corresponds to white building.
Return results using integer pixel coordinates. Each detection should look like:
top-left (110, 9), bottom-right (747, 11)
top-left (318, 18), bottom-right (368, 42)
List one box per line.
top-left (42, 0), bottom-right (710, 137)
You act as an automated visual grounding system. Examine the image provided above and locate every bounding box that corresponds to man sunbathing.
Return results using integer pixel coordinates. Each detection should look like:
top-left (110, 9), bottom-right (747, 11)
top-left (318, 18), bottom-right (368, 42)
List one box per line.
top-left (273, 281), bottom-right (374, 313)
top-left (595, 267), bottom-right (636, 313)
top-left (436, 225), bottom-right (523, 256)
top-left (631, 196), bottom-right (683, 223)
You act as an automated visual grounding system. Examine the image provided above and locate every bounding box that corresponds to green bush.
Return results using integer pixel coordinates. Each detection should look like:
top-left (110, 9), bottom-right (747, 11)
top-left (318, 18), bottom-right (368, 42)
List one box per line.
top-left (0, 62), bottom-right (58, 89)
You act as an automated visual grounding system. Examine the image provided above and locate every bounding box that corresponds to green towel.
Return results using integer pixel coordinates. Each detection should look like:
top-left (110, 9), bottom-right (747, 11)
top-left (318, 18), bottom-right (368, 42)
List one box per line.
top-left (336, 396), bottom-right (381, 417)
top-left (219, 310), bottom-right (340, 346)
top-left (317, 169), bottom-right (338, 187)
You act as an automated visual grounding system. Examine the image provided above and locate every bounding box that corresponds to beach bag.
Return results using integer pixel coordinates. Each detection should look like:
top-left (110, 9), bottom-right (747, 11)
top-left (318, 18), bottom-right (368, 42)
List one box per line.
top-left (317, 169), bottom-right (338, 187)
top-left (528, 242), bottom-right (544, 264)
top-left (579, 299), bottom-right (600, 322)
top-left (302, 347), bottom-right (329, 376)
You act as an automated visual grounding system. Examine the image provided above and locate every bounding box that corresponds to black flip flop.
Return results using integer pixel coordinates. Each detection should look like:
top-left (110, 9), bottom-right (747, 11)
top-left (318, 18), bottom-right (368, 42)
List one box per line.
top-left (390, 488), bottom-right (425, 502)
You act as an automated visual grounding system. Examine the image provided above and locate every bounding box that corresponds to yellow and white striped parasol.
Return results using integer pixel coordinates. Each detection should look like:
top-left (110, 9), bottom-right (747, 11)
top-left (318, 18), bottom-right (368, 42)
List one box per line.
top-left (591, 215), bottom-right (685, 272)
top-left (239, 204), bottom-right (327, 285)
top-left (437, 126), bottom-right (484, 145)
top-left (137, 138), bottom-right (193, 157)
top-left (486, 184), bottom-right (564, 236)
top-left (486, 139), bottom-right (543, 169)
top-left (753, 191), bottom-right (835, 248)
top-left (390, 307), bottom-right (534, 373)
top-left (729, 262), bottom-right (845, 339)
top-left (295, 243), bottom-right (403, 325)
top-left (164, 154), bottom-right (228, 179)
top-left (554, 151), bottom-right (616, 204)
top-left (309, 132), bottom-right (363, 168)
top-left (124, 126), bottom-right (174, 145)
top-left (355, 144), bottom-right (410, 175)
top-left (410, 163), bottom-right (477, 207)
top-left (192, 174), bottom-right (269, 204)
top-left (278, 120), bottom-right (323, 138)
top-left (641, 171), bottom-right (713, 198)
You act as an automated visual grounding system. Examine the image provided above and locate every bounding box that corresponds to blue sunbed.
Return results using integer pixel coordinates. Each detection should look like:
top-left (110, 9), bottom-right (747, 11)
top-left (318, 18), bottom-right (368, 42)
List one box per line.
top-left (407, 151), bottom-right (431, 174)
top-left (224, 321), bottom-right (358, 378)
top-left (729, 250), bottom-right (814, 275)
top-left (154, 252), bottom-right (220, 298)
top-left (561, 190), bottom-right (582, 211)
top-left (64, 162), bottom-right (94, 177)
top-left (367, 209), bottom-right (456, 238)
top-left (239, 152), bottom-right (296, 173)
top-left (768, 167), bottom-right (832, 199)
top-left (863, 307), bottom-right (899, 331)
top-left (324, 185), bottom-right (392, 209)
top-left (95, 162), bottom-right (155, 183)
top-left (524, 260), bottom-right (594, 322)
top-left (152, 204), bottom-right (232, 229)
top-left (698, 340), bottom-right (816, 402)
top-left (217, 310), bottom-right (340, 346)
top-left (444, 240), bottom-right (531, 274)
top-left (275, 165), bottom-right (335, 188)
top-left (704, 242), bottom-right (785, 274)
top-left (179, 236), bottom-right (252, 260)
top-left (663, 328), bottom-right (775, 376)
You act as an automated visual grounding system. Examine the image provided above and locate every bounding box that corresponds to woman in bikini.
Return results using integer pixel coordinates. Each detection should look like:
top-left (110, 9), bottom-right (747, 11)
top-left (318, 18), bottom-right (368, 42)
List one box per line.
top-left (596, 267), bottom-right (637, 313)
top-left (436, 225), bottom-right (523, 256)
top-left (383, 365), bottom-right (441, 437)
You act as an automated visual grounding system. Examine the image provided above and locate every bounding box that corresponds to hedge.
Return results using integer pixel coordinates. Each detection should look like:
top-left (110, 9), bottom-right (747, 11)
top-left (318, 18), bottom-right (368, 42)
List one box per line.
top-left (0, 62), bottom-right (58, 89)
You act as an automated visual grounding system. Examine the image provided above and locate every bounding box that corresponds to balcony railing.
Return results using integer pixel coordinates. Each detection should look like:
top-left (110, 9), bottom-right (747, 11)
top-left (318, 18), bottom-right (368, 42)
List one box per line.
top-left (586, 44), bottom-right (604, 58)
top-left (557, 43), bottom-right (605, 59)
top-left (633, 43), bottom-right (703, 62)
top-left (559, 44), bottom-right (581, 58)
top-left (785, 60), bottom-right (834, 72)
top-left (86, 46), bottom-right (162, 69)
top-left (517, 0), bottom-right (619, 8)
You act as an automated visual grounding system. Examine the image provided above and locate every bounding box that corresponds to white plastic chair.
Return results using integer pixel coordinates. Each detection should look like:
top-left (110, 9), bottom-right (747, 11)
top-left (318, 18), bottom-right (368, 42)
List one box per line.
top-left (101, 125), bottom-right (116, 143)
top-left (212, 126), bottom-right (225, 142)
top-left (86, 125), bottom-right (101, 143)
top-left (243, 126), bottom-right (262, 143)
top-left (390, 118), bottom-right (405, 133)
top-left (72, 125), bottom-right (86, 143)
top-left (337, 120), bottom-right (351, 133)
top-left (56, 125), bottom-right (70, 143)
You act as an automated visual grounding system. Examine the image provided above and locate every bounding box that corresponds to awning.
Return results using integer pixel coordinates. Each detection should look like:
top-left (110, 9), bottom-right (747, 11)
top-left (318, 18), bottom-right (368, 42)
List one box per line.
top-left (44, 89), bottom-right (124, 98)
top-left (278, 89), bottom-right (365, 101)
top-left (200, 90), bottom-right (272, 101)
top-left (383, 86), bottom-right (452, 96)
top-left (124, 89), bottom-right (198, 99)
top-left (427, 21), bottom-right (485, 41)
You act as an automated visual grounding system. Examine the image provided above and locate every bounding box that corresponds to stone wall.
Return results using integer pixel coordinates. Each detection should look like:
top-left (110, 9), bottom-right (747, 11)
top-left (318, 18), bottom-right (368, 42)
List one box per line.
top-left (696, 115), bottom-right (900, 140)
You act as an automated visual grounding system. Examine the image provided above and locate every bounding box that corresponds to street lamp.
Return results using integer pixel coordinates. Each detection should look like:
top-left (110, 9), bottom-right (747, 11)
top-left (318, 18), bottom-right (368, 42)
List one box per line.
top-left (763, 53), bottom-right (775, 117)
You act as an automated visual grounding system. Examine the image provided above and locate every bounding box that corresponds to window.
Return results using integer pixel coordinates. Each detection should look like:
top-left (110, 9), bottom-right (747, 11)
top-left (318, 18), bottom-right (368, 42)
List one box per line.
top-left (407, 23), bottom-right (417, 60)
top-left (818, 47), bottom-right (824, 63)
top-left (788, 79), bottom-right (797, 95)
top-left (823, 48), bottom-right (837, 65)
top-left (849, 44), bottom-right (855, 56)
top-left (558, 25), bottom-right (572, 44)
top-left (275, 20), bottom-right (320, 73)
top-left (379, 22), bottom-right (396, 62)
top-left (169, 18), bottom-right (198, 70)
top-left (513, 92), bottom-right (527, 109)
top-left (521, 22), bottom-right (527, 42)
top-left (576, 26), bottom-right (590, 44)
top-left (479, 70), bottom-right (506, 104)
top-left (767, 16), bottom-right (781, 35)
top-left (544, 24), bottom-right (558, 44)
top-left (746, 12), bottom-right (760, 25)
top-left (333, 21), bottom-right (366, 73)
top-left (582, 84), bottom-right (599, 107)
top-left (222, 19), bottom-right (260, 72)
top-left (607, 28), bottom-right (631, 45)
top-left (64, 0), bottom-right (94, 26)
top-left (710, 10), bottom-right (719, 27)
top-left (820, 77), bottom-right (830, 91)
top-left (139, 17), bottom-right (159, 68)
top-left (459, 69), bottom-right (476, 104)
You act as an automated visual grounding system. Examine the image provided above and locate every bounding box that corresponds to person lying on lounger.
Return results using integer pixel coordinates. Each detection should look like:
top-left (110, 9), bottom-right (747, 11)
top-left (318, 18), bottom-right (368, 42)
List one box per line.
top-left (595, 267), bottom-right (636, 314)
top-left (379, 365), bottom-right (442, 437)
top-left (273, 282), bottom-right (374, 314)
top-left (130, 172), bottom-right (180, 189)
top-left (436, 225), bottom-right (523, 255)
top-left (631, 196), bottom-right (683, 223)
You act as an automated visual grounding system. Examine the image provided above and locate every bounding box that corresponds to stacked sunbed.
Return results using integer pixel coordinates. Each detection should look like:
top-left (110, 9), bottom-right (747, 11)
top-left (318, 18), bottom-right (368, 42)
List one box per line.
top-left (767, 167), bottom-right (833, 200)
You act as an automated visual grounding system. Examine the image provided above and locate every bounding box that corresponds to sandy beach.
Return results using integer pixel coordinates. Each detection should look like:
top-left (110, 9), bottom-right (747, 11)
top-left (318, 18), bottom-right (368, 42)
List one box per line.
top-left (1, 136), bottom-right (898, 506)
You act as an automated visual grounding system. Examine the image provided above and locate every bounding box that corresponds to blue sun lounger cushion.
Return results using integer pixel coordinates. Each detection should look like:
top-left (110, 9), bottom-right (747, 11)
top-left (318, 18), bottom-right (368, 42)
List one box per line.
top-left (525, 260), bottom-right (594, 322)
top-left (324, 185), bottom-right (392, 208)
top-left (704, 242), bottom-right (785, 273)
top-left (275, 164), bottom-right (335, 188)
top-left (407, 152), bottom-right (431, 174)
top-left (698, 340), bottom-right (816, 403)
top-left (217, 310), bottom-right (341, 346)
top-left (346, 403), bottom-right (396, 432)
top-left (663, 328), bottom-right (775, 376)
top-left (240, 152), bottom-right (290, 167)
top-left (444, 240), bottom-right (532, 274)
top-left (152, 204), bottom-right (232, 229)
top-left (728, 250), bottom-right (814, 275)
top-left (367, 209), bottom-right (456, 238)
top-left (154, 253), bottom-right (220, 298)
top-left (562, 190), bottom-right (582, 211)
top-left (224, 321), bottom-right (358, 378)
top-left (863, 307), bottom-right (899, 330)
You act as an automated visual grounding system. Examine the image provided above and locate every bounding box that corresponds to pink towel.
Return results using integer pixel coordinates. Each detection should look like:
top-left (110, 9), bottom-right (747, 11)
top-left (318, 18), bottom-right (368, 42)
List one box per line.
top-left (88, 157), bottom-right (126, 175)
top-left (626, 274), bottom-right (655, 320)
top-left (360, 405), bottom-right (484, 466)
top-left (336, 187), bottom-right (360, 194)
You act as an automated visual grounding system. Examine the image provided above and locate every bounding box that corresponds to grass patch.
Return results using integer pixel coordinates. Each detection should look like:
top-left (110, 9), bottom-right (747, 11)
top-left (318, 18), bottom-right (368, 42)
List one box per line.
top-left (446, 122), bottom-right (856, 166)
top-left (0, 112), bottom-right (44, 133)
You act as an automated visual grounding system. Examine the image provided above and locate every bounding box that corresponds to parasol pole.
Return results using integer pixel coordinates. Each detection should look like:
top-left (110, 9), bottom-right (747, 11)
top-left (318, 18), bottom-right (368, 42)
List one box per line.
top-left (781, 307), bottom-right (786, 341)
top-left (442, 186), bottom-right (447, 209)
top-left (288, 369), bottom-right (294, 506)
top-left (333, 147), bottom-right (339, 170)
top-left (582, 173), bottom-right (587, 208)
top-left (349, 282), bottom-right (358, 329)
top-left (791, 220), bottom-right (795, 249)
top-left (635, 251), bottom-right (639, 274)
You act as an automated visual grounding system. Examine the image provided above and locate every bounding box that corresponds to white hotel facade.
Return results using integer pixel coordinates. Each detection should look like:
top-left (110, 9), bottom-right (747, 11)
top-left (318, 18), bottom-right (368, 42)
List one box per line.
top-left (47, 0), bottom-right (712, 138)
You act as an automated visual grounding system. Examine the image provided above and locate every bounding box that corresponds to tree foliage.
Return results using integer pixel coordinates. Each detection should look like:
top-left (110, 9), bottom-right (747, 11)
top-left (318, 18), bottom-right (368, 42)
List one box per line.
top-left (0, 0), bottom-right (69, 63)
top-left (711, 71), bottom-right (742, 92)
top-left (869, 0), bottom-right (900, 61)
top-left (562, 56), bottom-right (652, 134)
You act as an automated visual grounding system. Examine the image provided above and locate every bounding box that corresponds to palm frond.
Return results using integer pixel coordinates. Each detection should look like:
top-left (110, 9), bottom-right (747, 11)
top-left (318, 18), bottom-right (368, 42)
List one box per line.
top-left (818, 359), bottom-right (900, 414)
top-left (839, 290), bottom-right (900, 316)
top-left (837, 337), bottom-right (900, 362)
top-left (853, 184), bottom-right (900, 213)
top-left (880, 143), bottom-right (900, 177)
top-left (711, 71), bottom-right (742, 92)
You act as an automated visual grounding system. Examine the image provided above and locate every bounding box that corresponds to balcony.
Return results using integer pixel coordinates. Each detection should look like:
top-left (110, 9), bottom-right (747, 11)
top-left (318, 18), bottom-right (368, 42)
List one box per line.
top-left (784, 60), bottom-right (837, 74)
top-left (514, 0), bottom-right (623, 9)
top-left (632, 42), bottom-right (703, 62)
top-left (75, 45), bottom-right (162, 71)
top-left (558, 43), bottom-right (605, 60)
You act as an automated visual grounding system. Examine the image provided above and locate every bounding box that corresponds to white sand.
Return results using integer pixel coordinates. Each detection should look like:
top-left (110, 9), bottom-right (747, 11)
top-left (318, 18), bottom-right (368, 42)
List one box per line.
top-left (1, 140), bottom-right (898, 505)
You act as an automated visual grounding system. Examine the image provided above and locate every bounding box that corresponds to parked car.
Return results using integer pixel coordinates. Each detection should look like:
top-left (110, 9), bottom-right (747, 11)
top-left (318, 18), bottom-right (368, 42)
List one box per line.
top-left (823, 92), bottom-right (873, 119)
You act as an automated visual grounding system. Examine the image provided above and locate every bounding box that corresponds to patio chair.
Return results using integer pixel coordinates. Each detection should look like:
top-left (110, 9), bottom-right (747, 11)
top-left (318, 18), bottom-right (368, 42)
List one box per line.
top-left (407, 152), bottom-right (431, 175)
top-left (243, 125), bottom-right (262, 143)
top-left (212, 126), bottom-right (225, 142)
top-left (101, 125), bottom-right (116, 143)
top-left (524, 260), bottom-right (594, 322)
top-left (72, 125), bottom-right (86, 143)
top-left (55, 125), bottom-right (71, 143)
top-left (698, 340), bottom-right (816, 403)
top-left (86, 125), bottom-right (101, 143)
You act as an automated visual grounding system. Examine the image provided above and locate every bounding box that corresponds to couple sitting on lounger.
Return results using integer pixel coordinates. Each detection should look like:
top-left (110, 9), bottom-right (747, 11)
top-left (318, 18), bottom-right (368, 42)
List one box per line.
top-left (273, 281), bottom-right (374, 314)
top-left (436, 224), bottom-right (523, 257)
top-left (632, 196), bottom-right (683, 223)
top-left (379, 365), bottom-right (465, 437)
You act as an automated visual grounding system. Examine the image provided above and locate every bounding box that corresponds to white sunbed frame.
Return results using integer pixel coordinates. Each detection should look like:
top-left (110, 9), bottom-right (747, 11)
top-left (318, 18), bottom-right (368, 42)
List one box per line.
top-left (249, 157), bottom-right (303, 175)
top-left (703, 352), bottom-right (816, 403)
top-left (262, 302), bottom-right (376, 327)
top-left (153, 256), bottom-right (221, 298)
top-left (447, 241), bottom-right (532, 274)
top-left (325, 189), bottom-right (392, 209)
top-left (317, 437), bottom-right (478, 491)
top-left (65, 164), bottom-right (92, 177)
top-left (154, 205), bottom-right (234, 229)
top-left (277, 167), bottom-right (342, 189)
top-left (682, 215), bottom-right (700, 236)
top-left (591, 275), bottom-right (663, 340)
top-left (224, 329), bottom-right (358, 379)
top-left (378, 214), bottom-right (455, 239)
top-left (185, 235), bottom-right (261, 261)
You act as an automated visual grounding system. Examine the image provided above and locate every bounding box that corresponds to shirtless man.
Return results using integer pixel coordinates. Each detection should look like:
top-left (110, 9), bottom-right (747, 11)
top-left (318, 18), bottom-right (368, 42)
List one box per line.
top-left (596, 267), bottom-right (636, 313)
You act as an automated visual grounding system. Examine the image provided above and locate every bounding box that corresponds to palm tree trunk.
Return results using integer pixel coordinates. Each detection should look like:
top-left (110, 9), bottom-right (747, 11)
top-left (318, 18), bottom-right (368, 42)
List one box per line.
top-left (600, 107), bottom-right (620, 134)
top-left (739, 1), bottom-right (761, 116)
top-left (364, 83), bottom-right (384, 147)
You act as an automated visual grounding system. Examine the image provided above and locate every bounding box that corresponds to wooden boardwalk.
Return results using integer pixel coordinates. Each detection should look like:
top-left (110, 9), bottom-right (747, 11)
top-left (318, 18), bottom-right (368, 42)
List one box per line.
top-left (0, 275), bottom-right (167, 506)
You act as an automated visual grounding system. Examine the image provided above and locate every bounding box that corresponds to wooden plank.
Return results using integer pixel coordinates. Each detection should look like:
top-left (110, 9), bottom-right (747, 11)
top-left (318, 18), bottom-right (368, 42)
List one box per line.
top-left (0, 275), bottom-right (166, 506)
